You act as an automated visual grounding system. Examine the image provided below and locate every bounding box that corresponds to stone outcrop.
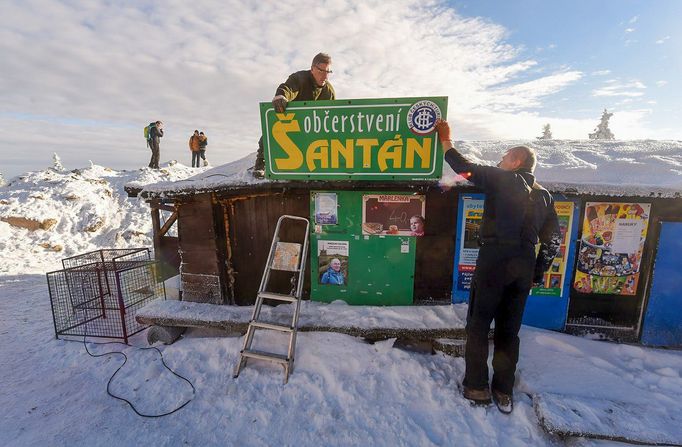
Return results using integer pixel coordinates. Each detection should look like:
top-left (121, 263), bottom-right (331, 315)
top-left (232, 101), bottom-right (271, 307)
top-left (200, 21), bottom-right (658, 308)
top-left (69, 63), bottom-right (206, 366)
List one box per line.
top-left (1, 216), bottom-right (58, 231)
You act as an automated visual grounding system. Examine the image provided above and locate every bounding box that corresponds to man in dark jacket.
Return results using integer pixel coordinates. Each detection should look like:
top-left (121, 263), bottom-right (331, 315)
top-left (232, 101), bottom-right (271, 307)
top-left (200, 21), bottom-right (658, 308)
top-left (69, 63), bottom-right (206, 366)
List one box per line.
top-left (198, 132), bottom-right (208, 166)
top-left (253, 53), bottom-right (336, 177)
top-left (435, 120), bottom-right (561, 414)
top-left (148, 121), bottom-right (164, 169)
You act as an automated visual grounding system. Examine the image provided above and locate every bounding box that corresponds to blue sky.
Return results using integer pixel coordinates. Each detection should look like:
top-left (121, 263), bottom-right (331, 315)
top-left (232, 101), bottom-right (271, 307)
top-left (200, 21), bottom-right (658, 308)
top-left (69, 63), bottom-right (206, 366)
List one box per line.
top-left (452, 0), bottom-right (681, 124)
top-left (0, 0), bottom-right (680, 180)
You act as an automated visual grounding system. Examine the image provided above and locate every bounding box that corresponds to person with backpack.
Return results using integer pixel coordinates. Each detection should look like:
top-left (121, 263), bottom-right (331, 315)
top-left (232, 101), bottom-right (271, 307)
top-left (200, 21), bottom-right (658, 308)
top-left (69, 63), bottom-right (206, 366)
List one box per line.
top-left (189, 130), bottom-right (201, 167)
top-left (198, 132), bottom-right (208, 166)
top-left (146, 121), bottom-right (164, 169)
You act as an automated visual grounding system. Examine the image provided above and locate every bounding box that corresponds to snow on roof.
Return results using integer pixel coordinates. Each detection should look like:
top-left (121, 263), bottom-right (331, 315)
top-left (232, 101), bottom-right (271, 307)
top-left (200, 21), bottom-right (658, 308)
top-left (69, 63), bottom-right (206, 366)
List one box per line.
top-left (442, 140), bottom-right (682, 198)
top-left (134, 140), bottom-right (682, 198)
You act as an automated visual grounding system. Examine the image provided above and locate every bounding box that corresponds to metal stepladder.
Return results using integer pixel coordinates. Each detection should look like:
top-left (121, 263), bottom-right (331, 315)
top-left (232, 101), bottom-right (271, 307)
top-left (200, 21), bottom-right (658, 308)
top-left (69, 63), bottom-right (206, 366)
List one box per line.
top-left (233, 215), bottom-right (310, 384)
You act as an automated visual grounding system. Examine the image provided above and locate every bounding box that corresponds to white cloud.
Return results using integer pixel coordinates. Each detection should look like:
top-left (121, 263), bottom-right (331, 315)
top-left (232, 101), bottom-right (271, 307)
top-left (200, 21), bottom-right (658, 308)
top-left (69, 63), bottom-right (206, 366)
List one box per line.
top-left (656, 36), bottom-right (671, 44)
top-left (629, 15), bottom-right (639, 24)
top-left (0, 0), bottom-right (611, 178)
top-left (593, 80), bottom-right (647, 97)
top-left (591, 70), bottom-right (611, 76)
top-left (625, 27), bottom-right (636, 33)
top-left (656, 80), bottom-right (668, 87)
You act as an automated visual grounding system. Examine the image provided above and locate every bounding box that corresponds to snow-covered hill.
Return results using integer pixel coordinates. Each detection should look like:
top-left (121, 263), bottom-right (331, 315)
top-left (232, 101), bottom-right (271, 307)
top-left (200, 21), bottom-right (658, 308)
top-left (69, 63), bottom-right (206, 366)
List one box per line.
top-left (0, 161), bottom-right (206, 275)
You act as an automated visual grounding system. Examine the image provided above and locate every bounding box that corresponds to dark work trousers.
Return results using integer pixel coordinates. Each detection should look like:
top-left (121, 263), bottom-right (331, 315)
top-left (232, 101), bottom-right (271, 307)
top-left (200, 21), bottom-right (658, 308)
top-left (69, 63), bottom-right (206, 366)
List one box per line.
top-left (463, 243), bottom-right (536, 395)
top-left (199, 149), bottom-right (206, 161)
top-left (148, 141), bottom-right (160, 169)
top-left (192, 151), bottom-right (201, 167)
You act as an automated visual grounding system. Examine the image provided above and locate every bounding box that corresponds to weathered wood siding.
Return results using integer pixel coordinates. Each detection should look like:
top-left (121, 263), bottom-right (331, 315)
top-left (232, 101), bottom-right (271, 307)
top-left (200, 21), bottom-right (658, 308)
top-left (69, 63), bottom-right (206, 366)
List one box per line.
top-left (222, 190), bottom-right (310, 305)
top-left (177, 193), bottom-right (222, 304)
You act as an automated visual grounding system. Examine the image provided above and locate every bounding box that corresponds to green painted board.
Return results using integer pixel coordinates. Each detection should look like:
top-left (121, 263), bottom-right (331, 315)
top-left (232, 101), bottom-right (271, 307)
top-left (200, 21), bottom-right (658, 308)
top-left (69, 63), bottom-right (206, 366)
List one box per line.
top-left (262, 97), bottom-right (447, 180)
top-left (310, 190), bottom-right (417, 305)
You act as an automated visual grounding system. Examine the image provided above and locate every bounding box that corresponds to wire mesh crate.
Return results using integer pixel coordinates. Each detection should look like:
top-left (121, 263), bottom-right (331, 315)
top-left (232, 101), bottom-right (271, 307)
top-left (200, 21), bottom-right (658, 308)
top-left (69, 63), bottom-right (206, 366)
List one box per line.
top-left (46, 248), bottom-right (166, 344)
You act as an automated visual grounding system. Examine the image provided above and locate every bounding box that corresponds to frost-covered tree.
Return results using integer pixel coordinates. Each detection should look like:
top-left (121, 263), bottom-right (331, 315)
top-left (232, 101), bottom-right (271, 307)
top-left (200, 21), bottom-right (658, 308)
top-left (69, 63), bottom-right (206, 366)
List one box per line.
top-left (53, 153), bottom-right (65, 171)
top-left (589, 109), bottom-right (615, 140)
top-left (537, 123), bottom-right (553, 140)
top-left (0, 172), bottom-right (6, 187)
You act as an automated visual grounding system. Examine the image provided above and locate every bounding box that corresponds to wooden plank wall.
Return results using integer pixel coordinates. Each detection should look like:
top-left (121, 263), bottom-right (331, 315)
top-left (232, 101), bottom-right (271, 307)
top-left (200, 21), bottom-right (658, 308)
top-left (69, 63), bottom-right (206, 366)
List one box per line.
top-left (224, 190), bottom-right (310, 305)
top-left (177, 193), bottom-right (223, 304)
top-left (415, 188), bottom-right (458, 302)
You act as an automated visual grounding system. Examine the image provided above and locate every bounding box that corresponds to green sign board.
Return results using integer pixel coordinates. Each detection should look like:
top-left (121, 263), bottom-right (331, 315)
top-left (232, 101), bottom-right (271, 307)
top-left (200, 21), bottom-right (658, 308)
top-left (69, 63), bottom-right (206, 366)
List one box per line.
top-left (261, 96), bottom-right (448, 180)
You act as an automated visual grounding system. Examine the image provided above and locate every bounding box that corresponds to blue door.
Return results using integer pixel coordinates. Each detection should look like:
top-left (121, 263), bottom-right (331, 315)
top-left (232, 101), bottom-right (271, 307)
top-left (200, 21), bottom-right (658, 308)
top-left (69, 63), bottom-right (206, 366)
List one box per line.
top-left (641, 221), bottom-right (682, 347)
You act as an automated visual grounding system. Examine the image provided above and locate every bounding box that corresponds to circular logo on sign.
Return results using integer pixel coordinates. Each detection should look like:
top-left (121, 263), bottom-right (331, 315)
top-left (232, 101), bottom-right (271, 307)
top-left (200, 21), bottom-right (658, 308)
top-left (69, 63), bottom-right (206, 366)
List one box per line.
top-left (406, 100), bottom-right (441, 135)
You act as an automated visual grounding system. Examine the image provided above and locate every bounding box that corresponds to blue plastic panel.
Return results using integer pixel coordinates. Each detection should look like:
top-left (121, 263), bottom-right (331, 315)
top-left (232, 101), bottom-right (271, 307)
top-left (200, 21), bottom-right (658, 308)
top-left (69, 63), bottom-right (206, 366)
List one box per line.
top-left (641, 221), bottom-right (682, 347)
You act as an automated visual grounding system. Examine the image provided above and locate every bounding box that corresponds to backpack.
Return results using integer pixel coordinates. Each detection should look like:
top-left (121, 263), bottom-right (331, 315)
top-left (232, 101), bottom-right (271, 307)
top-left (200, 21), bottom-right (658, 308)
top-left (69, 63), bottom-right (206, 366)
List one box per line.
top-left (144, 122), bottom-right (156, 141)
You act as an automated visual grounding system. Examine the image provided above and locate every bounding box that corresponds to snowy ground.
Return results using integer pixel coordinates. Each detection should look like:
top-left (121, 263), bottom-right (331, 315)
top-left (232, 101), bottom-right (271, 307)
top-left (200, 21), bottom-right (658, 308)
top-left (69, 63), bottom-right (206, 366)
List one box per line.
top-left (2, 155), bottom-right (682, 446)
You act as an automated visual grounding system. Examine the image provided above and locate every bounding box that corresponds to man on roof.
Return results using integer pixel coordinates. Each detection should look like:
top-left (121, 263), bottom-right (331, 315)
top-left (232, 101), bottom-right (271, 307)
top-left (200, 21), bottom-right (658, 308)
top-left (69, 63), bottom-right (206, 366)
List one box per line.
top-left (253, 52), bottom-right (336, 178)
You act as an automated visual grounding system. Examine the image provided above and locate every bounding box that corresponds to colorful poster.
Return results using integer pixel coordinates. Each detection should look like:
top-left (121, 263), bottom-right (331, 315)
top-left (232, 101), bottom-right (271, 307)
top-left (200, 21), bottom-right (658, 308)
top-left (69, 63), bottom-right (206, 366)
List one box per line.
top-left (314, 192), bottom-right (338, 225)
top-left (530, 201), bottom-right (575, 297)
top-left (361, 194), bottom-right (426, 236)
top-left (573, 202), bottom-right (651, 296)
top-left (455, 196), bottom-right (484, 293)
top-left (317, 240), bottom-right (349, 286)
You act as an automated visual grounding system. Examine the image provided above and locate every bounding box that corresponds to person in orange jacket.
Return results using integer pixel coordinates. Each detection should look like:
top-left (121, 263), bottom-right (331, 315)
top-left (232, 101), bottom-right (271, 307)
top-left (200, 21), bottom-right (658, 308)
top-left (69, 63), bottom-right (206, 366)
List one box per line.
top-left (189, 130), bottom-right (201, 167)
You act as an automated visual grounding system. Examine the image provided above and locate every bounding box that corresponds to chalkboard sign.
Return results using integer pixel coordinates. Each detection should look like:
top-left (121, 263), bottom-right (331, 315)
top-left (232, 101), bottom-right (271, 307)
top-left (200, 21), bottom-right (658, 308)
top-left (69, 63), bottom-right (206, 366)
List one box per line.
top-left (362, 194), bottom-right (426, 236)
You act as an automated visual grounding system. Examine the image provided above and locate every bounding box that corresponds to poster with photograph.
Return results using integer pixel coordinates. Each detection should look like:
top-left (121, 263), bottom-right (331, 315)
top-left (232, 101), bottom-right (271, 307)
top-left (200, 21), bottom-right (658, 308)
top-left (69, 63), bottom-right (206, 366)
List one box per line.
top-left (530, 201), bottom-right (575, 297)
top-left (361, 194), bottom-right (426, 236)
top-left (314, 192), bottom-right (338, 225)
top-left (455, 196), bottom-right (484, 294)
top-left (317, 240), bottom-right (349, 286)
top-left (573, 202), bottom-right (650, 296)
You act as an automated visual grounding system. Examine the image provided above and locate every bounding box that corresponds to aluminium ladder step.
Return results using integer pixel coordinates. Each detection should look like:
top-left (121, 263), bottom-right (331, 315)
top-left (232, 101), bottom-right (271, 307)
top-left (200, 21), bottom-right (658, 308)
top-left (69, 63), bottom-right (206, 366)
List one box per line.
top-left (234, 215), bottom-right (309, 384)
top-left (240, 349), bottom-right (289, 364)
top-left (249, 321), bottom-right (294, 333)
top-left (258, 291), bottom-right (298, 303)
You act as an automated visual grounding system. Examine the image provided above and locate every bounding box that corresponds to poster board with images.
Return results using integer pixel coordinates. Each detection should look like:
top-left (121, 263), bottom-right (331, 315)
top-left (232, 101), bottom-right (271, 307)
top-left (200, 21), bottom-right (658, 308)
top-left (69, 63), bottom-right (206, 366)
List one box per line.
top-left (573, 202), bottom-right (651, 296)
top-left (314, 192), bottom-right (338, 225)
top-left (317, 240), bottom-right (349, 286)
top-left (310, 190), bottom-right (416, 305)
top-left (361, 194), bottom-right (426, 236)
top-left (451, 193), bottom-right (485, 303)
top-left (530, 200), bottom-right (576, 297)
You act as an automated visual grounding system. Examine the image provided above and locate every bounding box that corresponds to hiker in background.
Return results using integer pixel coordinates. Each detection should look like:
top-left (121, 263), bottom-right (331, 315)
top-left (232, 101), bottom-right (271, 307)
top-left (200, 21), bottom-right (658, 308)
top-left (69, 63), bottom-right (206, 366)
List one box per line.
top-left (435, 119), bottom-right (561, 414)
top-left (148, 121), bottom-right (164, 169)
top-left (253, 52), bottom-right (336, 178)
top-left (199, 131), bottom-right (208, 166)
top-left (189, 130), bottom-right (201, 167)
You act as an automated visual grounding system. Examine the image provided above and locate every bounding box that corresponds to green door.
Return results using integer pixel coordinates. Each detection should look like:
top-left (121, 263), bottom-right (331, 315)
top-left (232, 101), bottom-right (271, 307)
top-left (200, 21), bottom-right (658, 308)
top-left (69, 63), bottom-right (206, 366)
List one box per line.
top-left (310, 190), bottom-right (419, 305)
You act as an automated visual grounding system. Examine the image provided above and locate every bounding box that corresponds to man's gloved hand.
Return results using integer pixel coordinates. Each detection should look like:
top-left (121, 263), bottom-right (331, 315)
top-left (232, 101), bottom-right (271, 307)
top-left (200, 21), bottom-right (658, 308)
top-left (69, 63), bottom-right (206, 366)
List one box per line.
top-left (434, 119), bottom-right (451, 143)
top-left (272, 95), bottom-right (288, 113)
